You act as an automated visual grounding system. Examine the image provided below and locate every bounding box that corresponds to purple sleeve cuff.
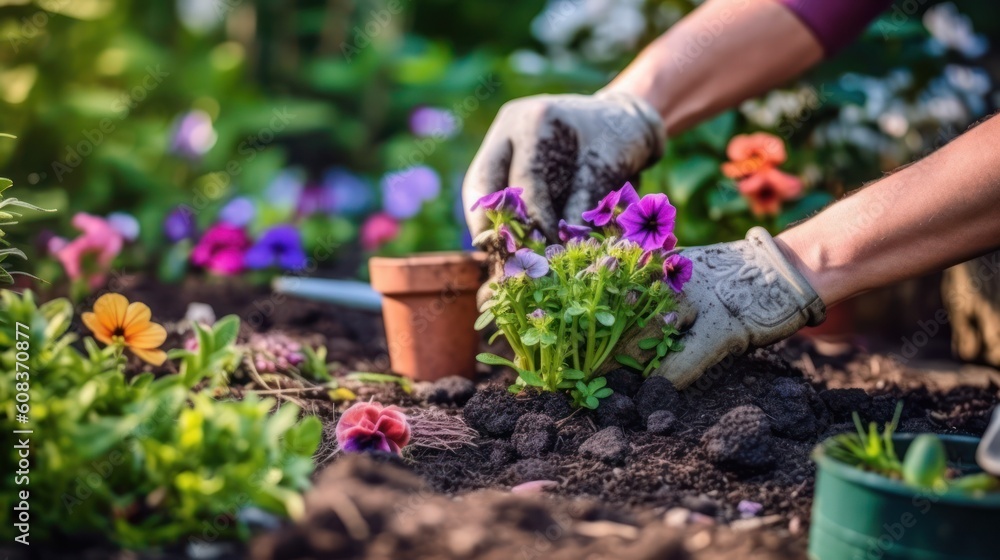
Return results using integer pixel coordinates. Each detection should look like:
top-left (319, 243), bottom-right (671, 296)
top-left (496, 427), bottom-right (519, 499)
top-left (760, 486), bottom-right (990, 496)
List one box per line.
top-left (778, 0), bottom-right (895, 55)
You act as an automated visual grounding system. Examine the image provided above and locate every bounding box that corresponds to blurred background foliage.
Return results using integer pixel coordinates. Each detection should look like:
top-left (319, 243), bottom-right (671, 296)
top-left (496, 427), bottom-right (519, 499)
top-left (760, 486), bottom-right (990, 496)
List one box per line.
top-left (0, 0), bottom-right (997, 288)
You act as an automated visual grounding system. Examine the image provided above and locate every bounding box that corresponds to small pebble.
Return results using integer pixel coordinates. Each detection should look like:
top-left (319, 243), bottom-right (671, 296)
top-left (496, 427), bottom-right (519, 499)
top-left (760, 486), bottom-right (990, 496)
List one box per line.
top-left (510, 480), bottom-right (558, 494)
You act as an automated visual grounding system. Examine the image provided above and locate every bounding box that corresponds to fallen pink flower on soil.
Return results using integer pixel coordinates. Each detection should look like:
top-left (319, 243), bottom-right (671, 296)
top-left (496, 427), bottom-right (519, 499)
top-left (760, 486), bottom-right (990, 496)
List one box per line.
top-left (336, 401), bottom-right (411, 454)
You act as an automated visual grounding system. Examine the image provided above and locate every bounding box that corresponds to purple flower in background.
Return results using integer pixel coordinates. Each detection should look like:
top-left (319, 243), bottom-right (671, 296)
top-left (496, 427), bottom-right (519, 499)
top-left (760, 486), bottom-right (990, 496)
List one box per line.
top-left (409, 106), bottom-right (459, 138)
top-left (544, 244), bottom-right (565, 259)
top-left (597, 255), bottom-right (619, 273)
top-left (470, 187), bottom-right (528, 221)
top-left (382, 166), bottom-right (441, 219)
top-left (558, 219), bottom-right (591, 243)
top-left (325, 168), bottom-right (373, 215)
top-left (528, 230), bottom-right (545, 245)
top-left (219, 197), bottom-right (255, 227)
top-left (191, 224), bottom-right (251, 275)
top-left (244, 225), bottom-right (308, 271)
top-left (662, 254), bottom-right (693, 293)
top-left (618, 193), bottom-right (677, 251)
top-left (498, 224), bottom-right (517, 252)
top-left (297, 183), bottom-right (335, 217)
top-left (107, 212), bottom-right (140, 242)
top-left (266, 170), bottom-right (305, 210)
top-left (581, 182), bottom-right (641, 227)
top-left (528, 309), bottom-right (547, 320)
top-left (504, 248), bottom-right (549, 279)
top-left (169, 110), bottom-right (217, 160)
top-left (164, 207), bottom-right (197, 242)
top-left (637, 250), bottom-right (653, 269)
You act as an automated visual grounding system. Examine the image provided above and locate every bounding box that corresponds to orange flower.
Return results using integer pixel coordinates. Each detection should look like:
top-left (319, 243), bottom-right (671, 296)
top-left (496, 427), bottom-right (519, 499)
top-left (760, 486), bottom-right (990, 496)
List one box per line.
top-left (737, 168), bottom-right (803, 217)
top-left (721, 133), bottom-right (788, 179)
top-left (82, 293), bottom-right (168, 365)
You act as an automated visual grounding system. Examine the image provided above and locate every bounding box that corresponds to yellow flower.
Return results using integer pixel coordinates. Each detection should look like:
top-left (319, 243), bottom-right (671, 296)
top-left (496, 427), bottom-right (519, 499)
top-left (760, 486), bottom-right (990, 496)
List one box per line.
top-left (82, 293), bottom-right (168, 366)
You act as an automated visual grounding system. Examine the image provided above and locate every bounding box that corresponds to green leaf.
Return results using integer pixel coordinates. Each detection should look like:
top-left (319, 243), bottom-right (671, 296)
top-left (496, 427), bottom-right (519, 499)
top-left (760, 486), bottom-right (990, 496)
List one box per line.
top-left (474, 310), bottom-right (495, 331)
top-left (777, 192), bottom-right (835, 229)
top-left (656, 341), bottom-right (668, 357)
top-left (595, 311), bottom-right (615, 327)
top-left (518, 369), bottom-right (545, 387)
top-left (593, 388), bottom-right (613, 399)
top-left (521, 328), bottom-right (541, 346)
top-left (575, 381), bottom-right (589, 395)
top-left (588, 377), bottom-right (607, 390)
top-left (667, 155), bottom-right (720, 206)
top-left (566, 305), bottom-right (587, 317)
top-left (584, 396), bottom-right (599, 409)
top-left (638, 337), bottom-right (660, 350)
top-left (695, 110), bottom-right (737, 152)
top-left (476, 353), bottom-right (518, 369)
top-left (212, 315), bottom-right (241, 348)
top-left (615, 354), bottom-right (645, 371)
top-left (562, 368), bottom-right (585, 380)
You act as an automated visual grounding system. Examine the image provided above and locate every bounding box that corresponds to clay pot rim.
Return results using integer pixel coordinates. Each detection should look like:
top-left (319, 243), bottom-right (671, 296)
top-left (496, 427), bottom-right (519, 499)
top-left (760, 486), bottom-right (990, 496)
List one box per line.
top-left (369, 251), bottom-right (487, 269)
top-left (369, 251), bottom-right (487, 295)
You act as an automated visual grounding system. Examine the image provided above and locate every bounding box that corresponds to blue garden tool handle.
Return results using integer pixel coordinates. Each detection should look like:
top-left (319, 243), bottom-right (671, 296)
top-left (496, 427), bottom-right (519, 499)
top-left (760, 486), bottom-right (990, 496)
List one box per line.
top-left (271, 276), bottom-right (383, 312)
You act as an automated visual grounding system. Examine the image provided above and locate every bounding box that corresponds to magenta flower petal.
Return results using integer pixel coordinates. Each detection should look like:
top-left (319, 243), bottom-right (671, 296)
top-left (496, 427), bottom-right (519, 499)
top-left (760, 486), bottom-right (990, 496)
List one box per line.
top-left (662, 254), bottom-right (693, 293)
top-left (504, 248), bottom-right (549, 279)
top-left (470, 187), bottom-right (528, 221)
top-left (618, 193), bottom-right (677, 251)
top-left (581, 182), bottom-right (641, 227)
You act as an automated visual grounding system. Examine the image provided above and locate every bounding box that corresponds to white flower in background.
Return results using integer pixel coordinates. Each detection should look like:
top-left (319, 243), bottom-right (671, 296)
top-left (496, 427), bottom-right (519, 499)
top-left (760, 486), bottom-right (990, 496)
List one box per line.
top-left (923, 3), bottom-right (988, 58)
top-left (177, 0), bottom-right (228, 34)
top-left (877, 107), bottom-right (909, 138)
top-left (532, 0), bottom-right (645, 63)
top-left (739, 86), bottom-right (818, 128)
top-left (508, 49), bottom-right (549, 75)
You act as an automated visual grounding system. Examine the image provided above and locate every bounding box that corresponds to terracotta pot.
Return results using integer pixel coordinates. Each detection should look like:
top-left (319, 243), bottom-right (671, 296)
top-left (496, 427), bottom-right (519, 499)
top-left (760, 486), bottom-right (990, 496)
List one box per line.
top-left (369, 251), bottom-right (487, 382)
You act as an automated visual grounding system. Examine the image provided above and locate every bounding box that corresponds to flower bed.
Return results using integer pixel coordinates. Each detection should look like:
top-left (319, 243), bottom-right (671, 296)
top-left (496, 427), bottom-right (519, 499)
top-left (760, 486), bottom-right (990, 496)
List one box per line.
top-left (3, 275), bottom-right (996, 559)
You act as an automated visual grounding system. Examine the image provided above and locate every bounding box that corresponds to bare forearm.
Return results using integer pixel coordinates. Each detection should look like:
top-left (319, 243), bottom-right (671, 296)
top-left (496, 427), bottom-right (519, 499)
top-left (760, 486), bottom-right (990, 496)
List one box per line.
top-left (605, 0), bottom-right (823, 135)
top-left (778, 115), bottom-right (1000, 306)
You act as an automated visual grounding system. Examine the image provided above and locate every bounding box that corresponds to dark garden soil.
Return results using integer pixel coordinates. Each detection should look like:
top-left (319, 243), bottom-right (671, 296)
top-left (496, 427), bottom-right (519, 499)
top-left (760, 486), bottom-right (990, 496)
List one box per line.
top-left (18, 275), bottom-right (1000, 560)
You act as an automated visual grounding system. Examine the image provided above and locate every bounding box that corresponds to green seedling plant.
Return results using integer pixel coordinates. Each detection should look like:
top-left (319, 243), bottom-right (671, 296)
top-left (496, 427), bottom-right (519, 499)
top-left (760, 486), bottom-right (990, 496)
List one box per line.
top-left (824, 401), bottom-right (1000, 495)
top-left (472, 185), bottom-right (692, 409)
top-left (0, 138), bottom-right (56, 284)
top-left (168, 314), bottom-right (243, 388)
top-left (0, 291), bottom-right (322, 547)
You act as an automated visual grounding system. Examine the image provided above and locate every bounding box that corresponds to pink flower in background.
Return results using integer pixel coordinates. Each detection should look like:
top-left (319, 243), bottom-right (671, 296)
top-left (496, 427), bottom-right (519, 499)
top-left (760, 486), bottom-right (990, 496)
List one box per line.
top-left (54, 213), bottom-right (124, 289)
top-left (360, 212), bottom-right (400, 250)
top-left (409, 106), bottom-right (459, 138)
top-left (190, 223), bottom-right (251, 275)
top-left (336, 402), bottom-right (411, 454)
top-left (737, 168), bottom-right (803, 217)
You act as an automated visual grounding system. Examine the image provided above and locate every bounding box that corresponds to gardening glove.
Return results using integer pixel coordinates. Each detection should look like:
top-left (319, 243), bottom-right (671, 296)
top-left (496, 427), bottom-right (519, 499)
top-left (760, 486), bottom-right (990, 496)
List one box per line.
top-left (462, 90), bottom-right (666, 244)
top-left (618, 227), bottom-right (827, 389)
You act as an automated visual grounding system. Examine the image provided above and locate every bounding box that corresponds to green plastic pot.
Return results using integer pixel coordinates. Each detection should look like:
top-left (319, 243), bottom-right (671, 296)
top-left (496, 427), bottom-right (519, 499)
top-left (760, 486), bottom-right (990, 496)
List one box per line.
top-left (810, 434), bottom-right (1000, 560)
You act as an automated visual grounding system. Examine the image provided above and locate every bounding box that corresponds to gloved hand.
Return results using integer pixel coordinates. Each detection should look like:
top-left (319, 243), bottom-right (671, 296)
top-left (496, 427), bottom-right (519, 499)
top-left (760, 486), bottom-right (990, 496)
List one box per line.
top-left (617, 227), bottom-right (827, 389)
top-left (462, 90), bottom-right (666, 244)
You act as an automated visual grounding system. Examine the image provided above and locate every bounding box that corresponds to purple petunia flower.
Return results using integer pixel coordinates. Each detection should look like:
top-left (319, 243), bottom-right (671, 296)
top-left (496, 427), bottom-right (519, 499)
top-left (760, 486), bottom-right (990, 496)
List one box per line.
top-left (528, 309), bottom-right (547, 320)
top-left (544, 244), bottom-right (565, 260)
top-left (470, 187), bottom-right (528, 221)
top-left (409, 106), bottom-right (459, 138)
top-left (618, 193), bottom-right (677, 251)
top-left (504, 248), bottom-right (549, 279)
top-left (637, 250), bottom-right (654, 269)
top-left (662, 254), bottom-right (693, 293)
top-left (558, 219), bottom-right (591, 243)
top-left (587, 255), bottom-right (619, 275)
top-left (164, 206), bottom-right (197, 242)
top-left (498, 224), bottom-right (517, 252)
top-left (661, 233), bottom-right (678, 252)
top-left (661, 312), bottom-right (678, 326)
top-left (219, 197), bottom-right (256, 227)
top-left (244, 224), bottom-right (308, 271)
top-left (581, 182), bottom-right (641, 227)
top-left (169, 110), bottom-right (217, 160)
top-left (325, 168), bottom-right (373, 215)
top-left (381, 166), bottom-right (441, 219)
